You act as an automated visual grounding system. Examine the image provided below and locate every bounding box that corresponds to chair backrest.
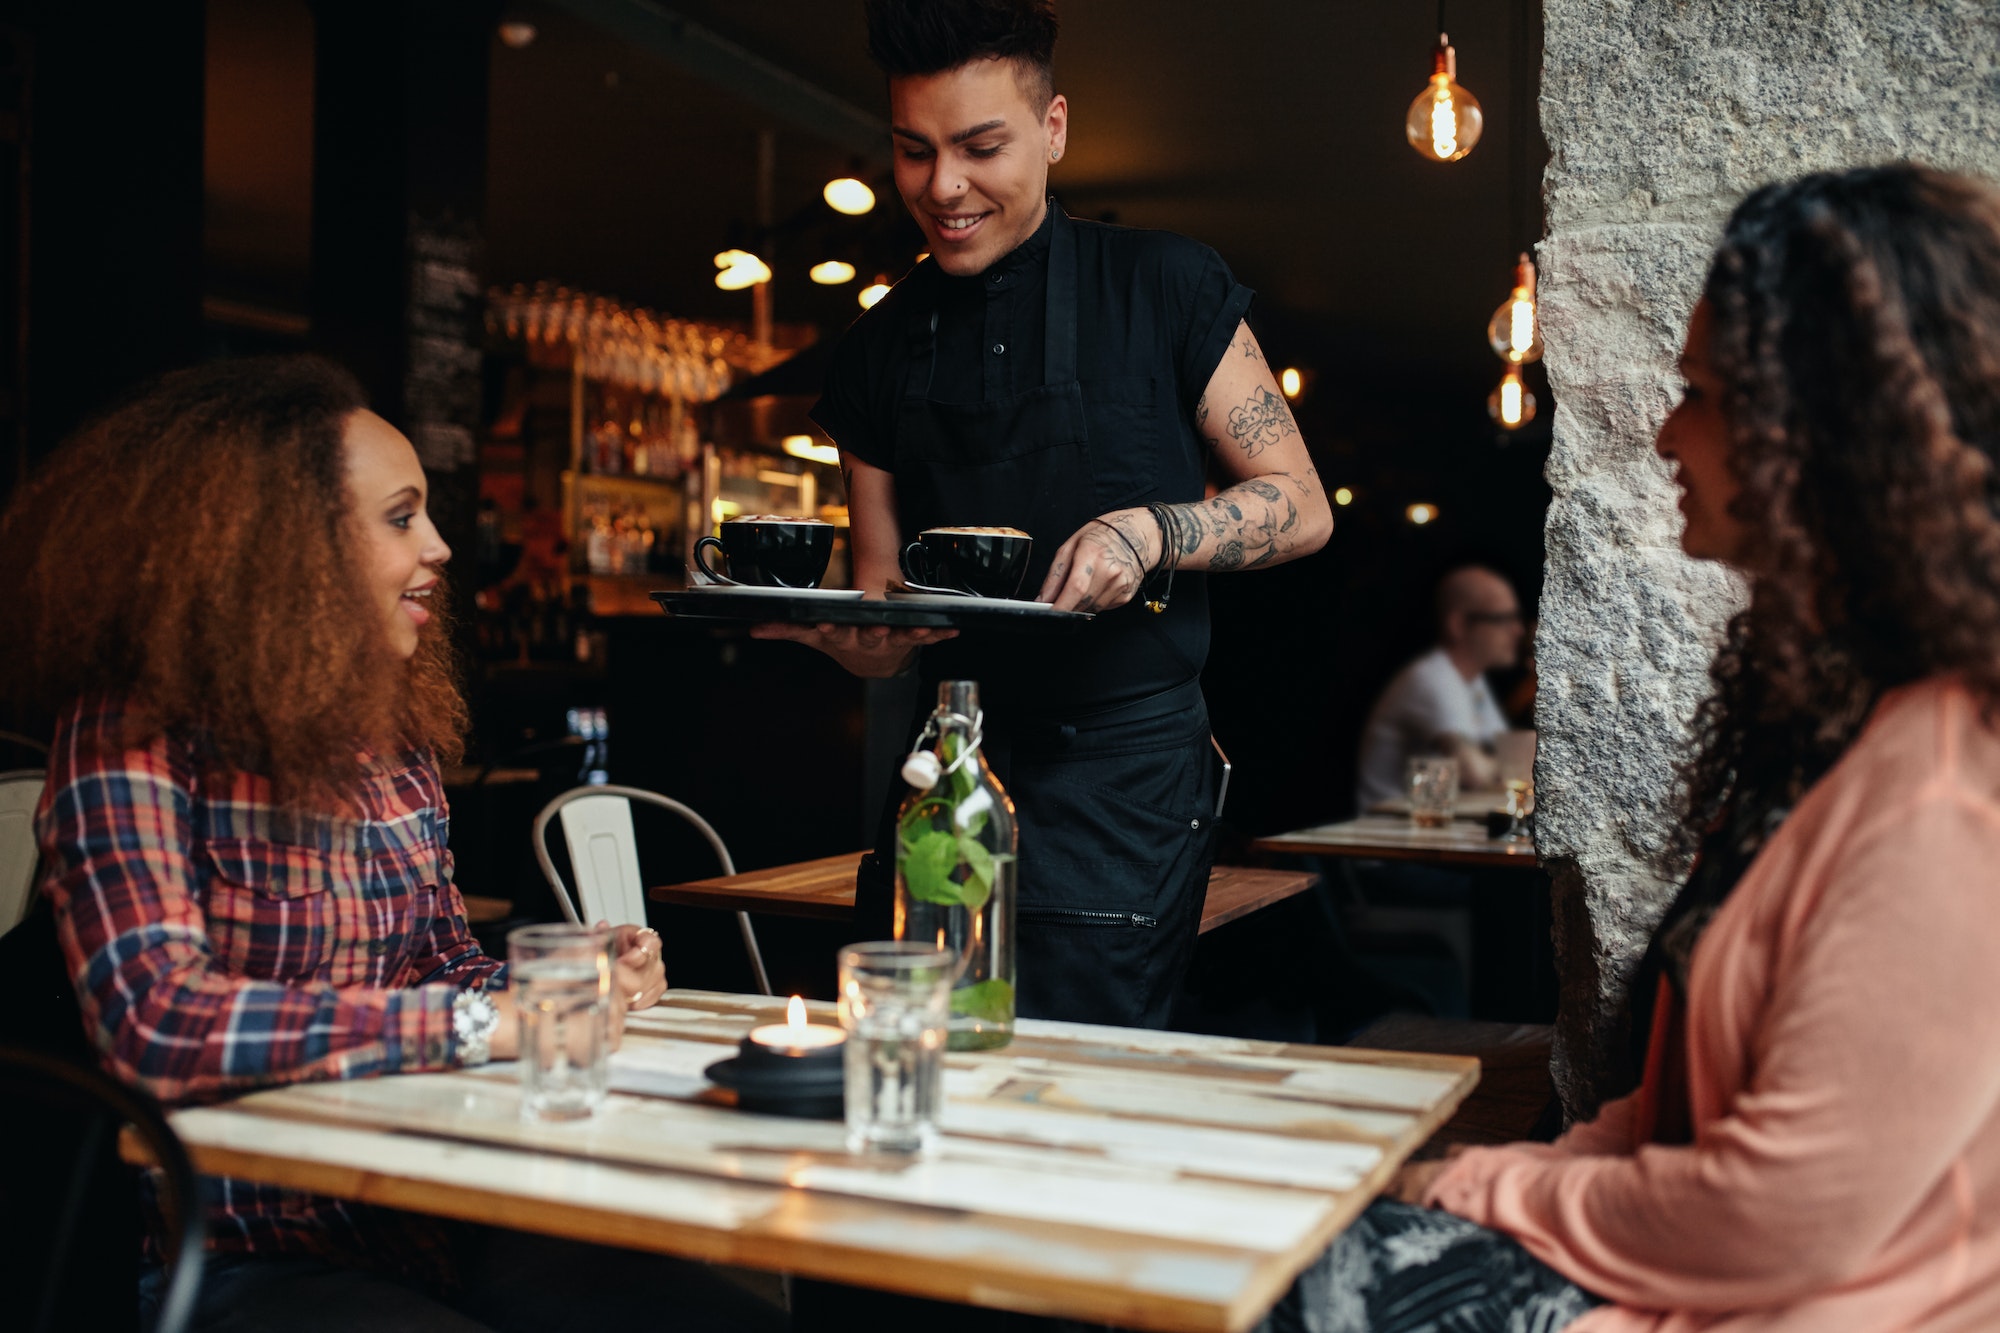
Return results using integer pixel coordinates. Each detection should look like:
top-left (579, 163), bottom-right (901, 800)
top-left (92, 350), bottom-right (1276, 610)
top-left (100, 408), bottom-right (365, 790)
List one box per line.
top-left (0, 1045), bottom-right (205, 1333)
top-left (533, 785), bottom-right (737, 927)
top-left (531, 785), bottom-right (768, 994)
top-left (0, 769), bottom-right (48, 935)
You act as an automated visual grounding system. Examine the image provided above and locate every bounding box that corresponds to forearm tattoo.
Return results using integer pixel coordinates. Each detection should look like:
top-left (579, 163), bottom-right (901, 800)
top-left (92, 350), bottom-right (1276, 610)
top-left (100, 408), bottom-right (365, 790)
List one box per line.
top-left (1153, 475), bottom-right (1304, 576)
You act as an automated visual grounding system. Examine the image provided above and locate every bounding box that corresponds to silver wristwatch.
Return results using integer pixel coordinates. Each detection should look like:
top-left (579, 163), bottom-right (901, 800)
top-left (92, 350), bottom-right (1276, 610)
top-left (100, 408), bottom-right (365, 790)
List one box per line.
top-left (452, 988), bottom-right (500, 1066)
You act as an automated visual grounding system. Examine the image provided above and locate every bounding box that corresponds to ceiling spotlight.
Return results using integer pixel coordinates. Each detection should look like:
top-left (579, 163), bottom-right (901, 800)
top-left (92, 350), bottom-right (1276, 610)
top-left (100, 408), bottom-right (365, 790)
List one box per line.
top-left (809, 260), bottom-right (857, 285)
top-left (713, 249), bottom-right (772, 291)
top-left (824, 177), bottom-right (876, 215)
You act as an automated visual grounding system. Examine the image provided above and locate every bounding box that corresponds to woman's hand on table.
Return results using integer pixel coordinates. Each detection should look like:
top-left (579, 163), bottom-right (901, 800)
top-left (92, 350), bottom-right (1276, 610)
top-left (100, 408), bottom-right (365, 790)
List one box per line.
top-left (608, 922), bottom-right (666, 1011)
top-left (1038, 508), bottom-right (1160, 613)
top-left (748, 621), bottom-right (956, 677)
top-left (486, 988), bottom-right (521, 1062)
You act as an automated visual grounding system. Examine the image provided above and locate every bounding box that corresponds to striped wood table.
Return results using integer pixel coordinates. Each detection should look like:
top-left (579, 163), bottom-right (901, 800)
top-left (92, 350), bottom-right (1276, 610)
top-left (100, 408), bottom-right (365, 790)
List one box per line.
top-left (650, 853), bottom-right (1319, 933)
top-left (138, 991), bottom-right (1476, 1332)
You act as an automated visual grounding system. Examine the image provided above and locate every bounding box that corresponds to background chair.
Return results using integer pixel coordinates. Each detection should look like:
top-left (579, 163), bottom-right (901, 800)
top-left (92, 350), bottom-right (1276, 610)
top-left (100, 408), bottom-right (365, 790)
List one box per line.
top-left (1, 768), bottom-right (48, 934)
top-left (533, 784), bottom-right (771, 995)
top-left (0, 1046), bottom-right (206, 1333)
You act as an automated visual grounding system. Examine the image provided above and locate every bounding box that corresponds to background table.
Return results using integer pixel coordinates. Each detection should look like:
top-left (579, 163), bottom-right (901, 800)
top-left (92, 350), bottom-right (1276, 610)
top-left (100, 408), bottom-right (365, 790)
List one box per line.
top-left (1252, 816), bottom-right (1536, 870)
top-left (139, 991), bottom-right (1476, 1333)
top-left (652, 852), bottom-right (1319, 935)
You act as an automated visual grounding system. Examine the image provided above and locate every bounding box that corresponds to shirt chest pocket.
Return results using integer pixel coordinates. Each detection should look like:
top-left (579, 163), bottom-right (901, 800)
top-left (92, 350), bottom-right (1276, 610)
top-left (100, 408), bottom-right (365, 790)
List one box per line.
top-left (1082, 375), bottom-right (1180, 511)
top-left (197, 837), bottom-right (360, 982)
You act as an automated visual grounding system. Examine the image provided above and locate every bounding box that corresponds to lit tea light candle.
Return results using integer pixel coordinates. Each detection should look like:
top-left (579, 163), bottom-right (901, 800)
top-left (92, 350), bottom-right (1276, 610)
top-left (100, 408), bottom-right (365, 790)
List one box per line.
top-left (747, 995), bottom-right (845, 1051)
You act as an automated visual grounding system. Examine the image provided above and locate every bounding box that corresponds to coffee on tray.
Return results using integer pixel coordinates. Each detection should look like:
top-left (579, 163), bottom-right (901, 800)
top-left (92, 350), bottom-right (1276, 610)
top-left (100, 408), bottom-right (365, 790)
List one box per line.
top-left (901, 526), bottom-right (1034, 600)
top-left (694, 516), bottom-right (835, 589)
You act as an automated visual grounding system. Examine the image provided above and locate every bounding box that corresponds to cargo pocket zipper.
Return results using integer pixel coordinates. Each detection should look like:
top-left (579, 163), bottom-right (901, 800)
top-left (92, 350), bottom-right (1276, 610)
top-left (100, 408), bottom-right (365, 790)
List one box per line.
top-left (1019, 907), bottom-right (1159, 929)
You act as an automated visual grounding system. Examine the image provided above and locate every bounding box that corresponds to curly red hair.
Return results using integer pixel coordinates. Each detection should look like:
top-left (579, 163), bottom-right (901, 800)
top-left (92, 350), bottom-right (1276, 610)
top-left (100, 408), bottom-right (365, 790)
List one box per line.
top-left (0, 356), bottom-right (465, 806)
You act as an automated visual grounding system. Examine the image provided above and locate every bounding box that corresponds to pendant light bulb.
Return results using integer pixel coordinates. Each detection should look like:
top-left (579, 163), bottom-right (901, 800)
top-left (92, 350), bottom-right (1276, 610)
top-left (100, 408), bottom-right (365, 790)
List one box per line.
top-left (1486, 254), bottom-right (1543, 364)
top-left (824, 177), bottom-right (876, 215)
top-left (1405, 35), bottom-right (1483, 162)
top-left (809, 260), bottom-right (856, 285)
top-left (1487, 366), bottom-right (1537, 429)
top-left (858, 276), bottom-right (892, 310)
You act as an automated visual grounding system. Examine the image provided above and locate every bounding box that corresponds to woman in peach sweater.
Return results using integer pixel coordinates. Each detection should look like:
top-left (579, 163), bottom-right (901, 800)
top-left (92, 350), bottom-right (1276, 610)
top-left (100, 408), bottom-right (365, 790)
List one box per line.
top-left (1310, 164), bottom-right (2000, 1331)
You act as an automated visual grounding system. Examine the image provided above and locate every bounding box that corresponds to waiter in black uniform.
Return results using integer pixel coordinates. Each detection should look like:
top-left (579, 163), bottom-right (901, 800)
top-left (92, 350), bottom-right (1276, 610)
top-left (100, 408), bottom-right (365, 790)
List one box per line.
top-left (756, 0), bottom-right (1332, 1030)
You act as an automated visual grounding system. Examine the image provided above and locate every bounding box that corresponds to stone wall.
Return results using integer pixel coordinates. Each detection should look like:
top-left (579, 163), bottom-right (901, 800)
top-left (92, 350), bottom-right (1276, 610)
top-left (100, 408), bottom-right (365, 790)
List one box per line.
top-left (1534, 0), bottom-right (2000, 1115)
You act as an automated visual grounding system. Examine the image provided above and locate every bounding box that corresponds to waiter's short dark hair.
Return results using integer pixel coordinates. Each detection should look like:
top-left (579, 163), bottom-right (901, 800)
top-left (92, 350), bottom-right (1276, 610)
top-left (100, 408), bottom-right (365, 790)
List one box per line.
top-left (864, 0), bottom-right (1059, 108)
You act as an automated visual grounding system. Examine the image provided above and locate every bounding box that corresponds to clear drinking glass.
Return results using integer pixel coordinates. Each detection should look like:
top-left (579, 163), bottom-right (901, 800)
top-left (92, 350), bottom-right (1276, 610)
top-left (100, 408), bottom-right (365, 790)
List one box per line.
top-left (838, 942), bottom-right (953, 1155)
top-left (1405, 756), bottom-right (1460, 828)
top-left (508, 923), bottom-right (612, 1122)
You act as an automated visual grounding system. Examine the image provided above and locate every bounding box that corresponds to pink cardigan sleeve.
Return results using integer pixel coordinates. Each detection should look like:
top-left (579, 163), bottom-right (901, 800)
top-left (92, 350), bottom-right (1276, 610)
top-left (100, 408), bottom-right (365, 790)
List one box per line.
top-left (1423, 788), bottom-right (2000, 1311)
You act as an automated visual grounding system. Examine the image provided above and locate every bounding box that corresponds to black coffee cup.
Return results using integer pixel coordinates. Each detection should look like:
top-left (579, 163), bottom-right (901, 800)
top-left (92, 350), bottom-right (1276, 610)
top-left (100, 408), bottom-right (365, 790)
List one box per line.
top-left (900, 526), bottom-right (1034, 600)
top-left (694, 516), bottom-right (835, 589)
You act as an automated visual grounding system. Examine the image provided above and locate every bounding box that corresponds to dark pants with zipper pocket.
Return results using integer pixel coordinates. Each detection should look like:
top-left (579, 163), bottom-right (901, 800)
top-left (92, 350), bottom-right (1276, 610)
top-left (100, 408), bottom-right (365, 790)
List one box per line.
top-left (859, 677), bottom-right (1218, 1031)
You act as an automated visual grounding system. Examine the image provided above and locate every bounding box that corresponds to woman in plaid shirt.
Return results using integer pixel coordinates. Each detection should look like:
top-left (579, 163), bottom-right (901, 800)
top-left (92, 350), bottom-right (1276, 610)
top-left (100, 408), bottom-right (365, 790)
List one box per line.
top-left (0, 358), bottom-right (776, 1331)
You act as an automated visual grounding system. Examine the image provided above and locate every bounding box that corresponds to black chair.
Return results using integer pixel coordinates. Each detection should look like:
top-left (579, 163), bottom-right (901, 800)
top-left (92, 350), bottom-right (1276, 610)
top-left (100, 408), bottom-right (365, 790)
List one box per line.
top-left (0, 1046), bottom-right (206, 1333)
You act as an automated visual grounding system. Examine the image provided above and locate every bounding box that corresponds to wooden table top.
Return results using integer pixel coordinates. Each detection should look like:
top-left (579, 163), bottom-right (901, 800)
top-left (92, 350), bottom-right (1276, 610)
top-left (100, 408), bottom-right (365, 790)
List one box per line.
top-left (651, 855), bottom-right (1319, 935)
top-left (1251, 816), bottom-right (1539, 870)
top-left (139, 991), bottom-right (1475, 1333)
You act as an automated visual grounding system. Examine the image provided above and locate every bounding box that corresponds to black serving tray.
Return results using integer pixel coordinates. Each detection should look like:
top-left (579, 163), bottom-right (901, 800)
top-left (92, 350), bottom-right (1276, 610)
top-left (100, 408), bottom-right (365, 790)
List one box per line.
top-left (651, 590), bottom-right (1093, 633)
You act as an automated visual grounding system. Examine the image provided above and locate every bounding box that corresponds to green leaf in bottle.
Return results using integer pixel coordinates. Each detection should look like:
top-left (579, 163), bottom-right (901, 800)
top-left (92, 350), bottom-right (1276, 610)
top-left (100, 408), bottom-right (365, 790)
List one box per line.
top-left (956, 836), bottom-right (994, 912)
top-left (950, 977), bottom-right (1016, 1023)
top-left (902, 830), bottom-right (966, 905)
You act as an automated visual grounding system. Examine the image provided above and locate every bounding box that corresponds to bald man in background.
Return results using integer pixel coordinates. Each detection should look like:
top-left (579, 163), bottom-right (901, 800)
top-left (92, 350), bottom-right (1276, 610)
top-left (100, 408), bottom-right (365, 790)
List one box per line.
top-left (1356, 566), bottom-right (1526, 810)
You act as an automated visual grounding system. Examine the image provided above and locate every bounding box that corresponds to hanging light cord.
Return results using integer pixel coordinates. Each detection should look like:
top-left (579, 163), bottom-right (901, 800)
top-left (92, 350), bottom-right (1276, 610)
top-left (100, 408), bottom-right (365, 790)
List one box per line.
top-left (1437, 0), bottom-right (1447, 39)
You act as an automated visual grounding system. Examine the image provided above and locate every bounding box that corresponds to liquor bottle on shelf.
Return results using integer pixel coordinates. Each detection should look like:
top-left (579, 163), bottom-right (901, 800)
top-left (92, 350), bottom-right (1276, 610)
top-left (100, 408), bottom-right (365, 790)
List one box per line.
top-left (893, 680), bottom-right (1017, 1050)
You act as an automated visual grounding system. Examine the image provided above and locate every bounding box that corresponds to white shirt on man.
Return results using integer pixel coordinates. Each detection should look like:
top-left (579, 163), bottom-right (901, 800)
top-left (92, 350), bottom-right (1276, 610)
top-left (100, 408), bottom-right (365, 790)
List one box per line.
top-left (1355, 647), bottom-right (1509, 810)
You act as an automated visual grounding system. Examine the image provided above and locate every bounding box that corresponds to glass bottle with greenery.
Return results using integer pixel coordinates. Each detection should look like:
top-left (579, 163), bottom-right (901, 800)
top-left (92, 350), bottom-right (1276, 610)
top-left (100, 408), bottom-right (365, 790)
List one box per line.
top-left (894, 680), bottom-right (1017, 1050)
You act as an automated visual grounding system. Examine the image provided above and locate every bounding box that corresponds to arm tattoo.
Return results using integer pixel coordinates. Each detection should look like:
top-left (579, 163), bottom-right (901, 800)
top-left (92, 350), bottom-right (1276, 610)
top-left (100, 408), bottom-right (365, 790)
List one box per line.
top-left (1195, 395), bottom-right (1209, 428)
top-left (1226, 386), bottom-right (1298, 457)
top-left (1159, 469), bottom-right (1311, 575)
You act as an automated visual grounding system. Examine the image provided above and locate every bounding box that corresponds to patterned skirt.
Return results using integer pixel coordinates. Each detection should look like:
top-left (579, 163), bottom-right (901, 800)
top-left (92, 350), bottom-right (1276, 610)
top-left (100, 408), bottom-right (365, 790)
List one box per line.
top-left (1271, 1199), bottom-right (1603, 1333)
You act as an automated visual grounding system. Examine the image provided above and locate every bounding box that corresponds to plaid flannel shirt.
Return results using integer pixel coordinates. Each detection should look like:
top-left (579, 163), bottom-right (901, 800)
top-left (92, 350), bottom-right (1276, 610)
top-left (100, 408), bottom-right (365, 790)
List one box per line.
top-left (39, 696), bottom-right (507, 1283)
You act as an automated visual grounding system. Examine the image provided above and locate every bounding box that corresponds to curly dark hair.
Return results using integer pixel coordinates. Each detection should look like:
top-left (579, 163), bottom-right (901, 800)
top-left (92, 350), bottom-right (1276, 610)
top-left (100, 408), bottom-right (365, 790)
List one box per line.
top-left (0, 355), bottom-right (466, 808)
top-left (864, 0), bottom-right (1059, 106)
top-left (1677, 164), bottom-right (2000, 854)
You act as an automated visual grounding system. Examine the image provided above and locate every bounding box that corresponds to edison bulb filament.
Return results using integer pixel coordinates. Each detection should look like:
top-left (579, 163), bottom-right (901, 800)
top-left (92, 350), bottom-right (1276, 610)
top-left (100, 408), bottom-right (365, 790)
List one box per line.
top-left (1405, 36), bottom-right (1483, 163)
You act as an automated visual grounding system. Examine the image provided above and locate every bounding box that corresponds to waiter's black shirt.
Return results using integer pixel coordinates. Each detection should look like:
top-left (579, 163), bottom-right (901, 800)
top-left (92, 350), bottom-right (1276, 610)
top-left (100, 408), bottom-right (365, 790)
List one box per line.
top-left (810, 203), bottom-right (1253, 714)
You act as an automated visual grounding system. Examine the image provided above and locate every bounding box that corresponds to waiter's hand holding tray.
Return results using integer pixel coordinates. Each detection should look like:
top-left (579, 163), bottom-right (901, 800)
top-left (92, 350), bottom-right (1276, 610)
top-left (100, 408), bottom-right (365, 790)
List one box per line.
top-left (654, 520), bottom-right (1092, 632)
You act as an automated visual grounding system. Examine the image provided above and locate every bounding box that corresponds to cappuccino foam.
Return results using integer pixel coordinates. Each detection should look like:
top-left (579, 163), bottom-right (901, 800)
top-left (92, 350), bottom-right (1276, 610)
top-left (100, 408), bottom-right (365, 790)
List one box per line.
top-left (925, 526), bottom-right (1030, 537)
top-left (730, 514), bottom-right (831, 525)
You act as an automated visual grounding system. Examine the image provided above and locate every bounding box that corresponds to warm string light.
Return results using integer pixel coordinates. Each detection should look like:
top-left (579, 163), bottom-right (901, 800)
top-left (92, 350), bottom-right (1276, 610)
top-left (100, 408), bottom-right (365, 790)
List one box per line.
top-left (823, 177), bottom-right (876, 215)
top-left (782, 434), bottom-right (840, 466)
top-left (1279, 367), bottom-right (1304, 399)
top-left (1405, 31), bottom-right (1482, 162)
top-left (713, 249), bottom-right (771, 291)
top-left (858, 276), bottom-right (891, 310)
top-left (1332, 487), bottom-right (1354, 507)
top-left (809, 260), bottom-right (856, 285)
top-left (1487, 254), bottom-right (1543, 364)
top-left (1406, 503), bottom-right (1439, 526)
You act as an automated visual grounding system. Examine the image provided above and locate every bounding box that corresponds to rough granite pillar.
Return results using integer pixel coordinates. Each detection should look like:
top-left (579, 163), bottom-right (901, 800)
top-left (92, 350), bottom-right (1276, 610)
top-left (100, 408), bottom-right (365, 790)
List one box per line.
top-left (1535, 0), bottom-right (2000, 1116)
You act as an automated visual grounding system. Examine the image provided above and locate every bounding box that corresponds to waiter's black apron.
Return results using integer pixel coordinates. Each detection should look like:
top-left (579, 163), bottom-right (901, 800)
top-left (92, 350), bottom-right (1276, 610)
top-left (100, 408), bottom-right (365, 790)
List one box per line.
top-left (855, 212), bottom-right (1219, 1030)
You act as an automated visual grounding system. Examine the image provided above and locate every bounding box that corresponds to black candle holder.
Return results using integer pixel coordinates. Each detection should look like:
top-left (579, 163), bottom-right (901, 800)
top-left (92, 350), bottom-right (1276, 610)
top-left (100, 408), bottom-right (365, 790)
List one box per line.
top-left (705, 1033), bottom-right (845, 1119)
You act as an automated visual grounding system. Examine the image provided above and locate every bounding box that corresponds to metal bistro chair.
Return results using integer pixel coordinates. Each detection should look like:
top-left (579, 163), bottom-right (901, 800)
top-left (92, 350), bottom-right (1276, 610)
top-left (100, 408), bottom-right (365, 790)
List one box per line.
top-left (533, 785), bottom-right (771, 996)
top-left (0, 1046), bottom-right (206, 1333)
top-left (1, 768), bottom-right (48, 935)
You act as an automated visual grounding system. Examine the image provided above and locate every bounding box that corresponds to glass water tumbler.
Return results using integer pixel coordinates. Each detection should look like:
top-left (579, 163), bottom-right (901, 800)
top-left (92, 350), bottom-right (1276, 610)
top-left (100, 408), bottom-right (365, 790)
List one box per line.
top-left (508, 923), bottom-right (613, 1121)
top-left (893, 679), bottom-right (1018, 1051)
top-left (838, 942), bottom-right (953, 1155)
